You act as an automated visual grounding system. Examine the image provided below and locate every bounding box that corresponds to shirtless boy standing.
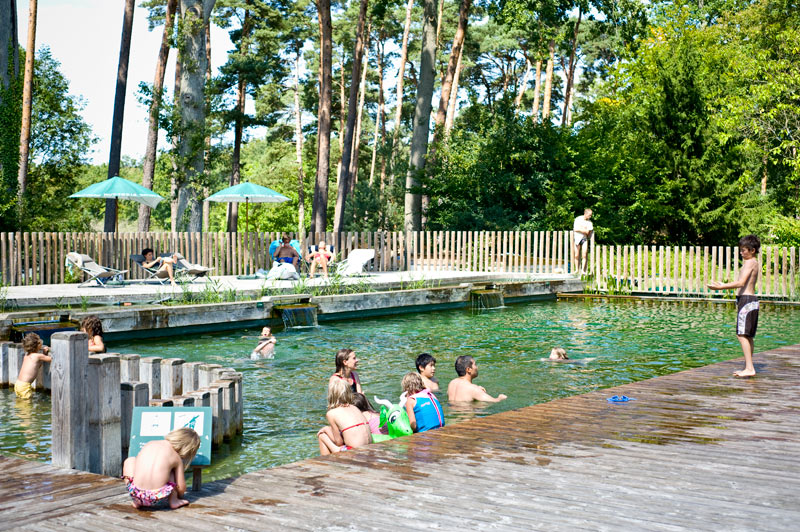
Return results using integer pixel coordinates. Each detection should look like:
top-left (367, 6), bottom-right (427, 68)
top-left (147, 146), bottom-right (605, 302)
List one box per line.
top-left (708, 235), bottom-right (761, 377)
top-left (447, 355), bottom-right (507, 403)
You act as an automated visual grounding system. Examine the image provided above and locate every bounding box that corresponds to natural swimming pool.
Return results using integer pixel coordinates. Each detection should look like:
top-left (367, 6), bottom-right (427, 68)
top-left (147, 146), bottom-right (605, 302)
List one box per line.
top-left (2, 298), bottom-right (798, 481)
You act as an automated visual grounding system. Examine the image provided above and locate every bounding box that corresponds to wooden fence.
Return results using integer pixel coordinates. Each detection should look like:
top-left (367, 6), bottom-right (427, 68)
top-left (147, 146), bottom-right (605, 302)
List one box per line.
top-left (0, 230), bottom-right (575, 286)
top-left (591, 243), bottom-right (800, 299)
top-left (1, 230), bottom-right (797, 299)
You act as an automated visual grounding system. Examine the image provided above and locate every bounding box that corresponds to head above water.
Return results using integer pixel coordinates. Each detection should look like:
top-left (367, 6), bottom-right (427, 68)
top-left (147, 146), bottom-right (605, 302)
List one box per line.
top-left (352, 392), bottom-right (376, 413)
top-left (549, 347), bottom-right (569, 360)
top-left (334, 348), bottom-right (356, 373)
top-left (401, 372), bottom-right (425, 395)
top-left (81, 315), bottom-right (103, 337)
top-left (327, 376), bottom-right (354, 409)
top-left (415, 353), bottom-right (436, 373)
top-left (454, 355), bottom-right (475, 377)
top-left (23, 332), bottom-right (43, 355)
top-left (165, 427), bottom-right (201, 468)
top-left (738, 234), bottom-right (760, 255)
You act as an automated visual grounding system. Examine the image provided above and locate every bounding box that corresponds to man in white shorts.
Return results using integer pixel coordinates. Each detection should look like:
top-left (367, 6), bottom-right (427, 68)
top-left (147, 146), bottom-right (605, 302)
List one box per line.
top-left (573, 208), bottom-right (593, 275)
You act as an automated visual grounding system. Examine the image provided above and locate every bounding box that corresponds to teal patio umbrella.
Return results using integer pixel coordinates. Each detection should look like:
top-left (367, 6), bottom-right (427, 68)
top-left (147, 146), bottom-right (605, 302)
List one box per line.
top-left (204, 182), bottom-right (290, 231)
top-left (69, 176), bottom-right (164, 232)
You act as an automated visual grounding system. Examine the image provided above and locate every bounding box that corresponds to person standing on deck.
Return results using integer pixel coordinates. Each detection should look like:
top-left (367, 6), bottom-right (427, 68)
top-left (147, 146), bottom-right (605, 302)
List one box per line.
top-left (708, 235), bottom-right (761, 378)
top-left (573, 208), bottom-right (593, 275)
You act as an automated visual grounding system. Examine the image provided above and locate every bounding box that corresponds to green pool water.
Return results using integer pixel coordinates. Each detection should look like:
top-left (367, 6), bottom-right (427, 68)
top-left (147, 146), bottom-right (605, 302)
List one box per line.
top-left (2, 298), bottom-right (797, 481)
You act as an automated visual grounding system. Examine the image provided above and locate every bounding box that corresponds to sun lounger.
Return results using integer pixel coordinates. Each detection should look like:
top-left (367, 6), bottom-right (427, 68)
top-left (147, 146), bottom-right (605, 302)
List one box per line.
top-left (66, 252), bottom-right (127, 287)
top-left (171, 253), bottom-right (214, 279)
top-left (130, 253), bottom-right (171, 284)
top-left (336, 249), bottom-right (375, 276)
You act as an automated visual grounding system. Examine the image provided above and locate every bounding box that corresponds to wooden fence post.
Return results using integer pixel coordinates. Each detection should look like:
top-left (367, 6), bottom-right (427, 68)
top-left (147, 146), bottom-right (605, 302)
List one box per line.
top-left (173, 395), bottom-right (195, 407)
top-left (188, 389), bottom-right (211, 407)
top-left (208, 384), bottom-right (225, 447)
top-left (7, 343), bottom-right (24, 386)
top-left (120, 381), bottom-right (149, 461)
top-left (33, 358), bottom-right (51, 391)
top-left (140, 357), bottom-right (162, 400)
top-left (182, 361), bottom-right (202, 394)
top-left (51, 331), bottom-right (89, 471)
top-left (220, 370), bottom-right (244, 434)
top-left (198, 363), bottom-right (222, 389)
top-left (160, 358), bottom-right (184, 399)
top-left (0, 342), bottom-right (10, 386)
top-left (120, 354), bottom-right (140, 382)
top-left (87, 354), bottom-right (122, 476)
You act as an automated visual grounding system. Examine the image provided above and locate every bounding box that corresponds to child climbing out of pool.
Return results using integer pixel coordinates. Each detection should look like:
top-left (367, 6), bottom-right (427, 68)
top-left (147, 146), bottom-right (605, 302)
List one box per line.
top-left (81, 315), bottom-right (105, 353)
top-left (329, 348), bottom-right (362, 394)
top-left (708, 234), bottom-right (762, 377)
top-left (122, 427), bottom-right (200, 510)
top-left (415, 353), bottom-right (439, 392)
top-left (402, 372), bottom-right (445, 433)
top-left (317, 378), bottom-right (372, 454)
top-left (251, 326), bottom-right (276, 359)
top-left (352, 393), bottom-right (387, 435)
top-left (447, 355), bottom-right (507, 403)
top-left (14, 333), bottom-right (51, 400)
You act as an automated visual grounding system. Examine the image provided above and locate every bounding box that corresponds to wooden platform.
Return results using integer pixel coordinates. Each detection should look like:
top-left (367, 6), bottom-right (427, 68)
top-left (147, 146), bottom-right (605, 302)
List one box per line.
top-left (2, 346), bottom-right (799, 531)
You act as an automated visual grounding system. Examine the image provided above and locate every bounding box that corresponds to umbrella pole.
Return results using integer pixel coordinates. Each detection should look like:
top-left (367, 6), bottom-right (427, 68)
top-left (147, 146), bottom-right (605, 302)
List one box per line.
top-left (115, 197), bottom-right (118, 233)
top-left (245, 198), bottom-right (249, 274)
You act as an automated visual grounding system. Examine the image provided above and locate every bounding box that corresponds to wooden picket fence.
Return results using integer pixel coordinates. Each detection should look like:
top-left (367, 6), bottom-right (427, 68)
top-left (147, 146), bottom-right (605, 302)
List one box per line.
top-left (2, 230), bottom-right (797, 299)
top-left (591, 243), bottom-right (800, 299)
top-left (0, 230), bottom-right (575, 286)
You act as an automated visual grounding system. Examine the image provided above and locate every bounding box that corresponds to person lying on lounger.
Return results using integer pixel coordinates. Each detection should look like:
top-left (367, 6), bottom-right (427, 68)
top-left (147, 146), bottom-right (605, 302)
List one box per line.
top-left (142, 248), bottom-right (178, 286)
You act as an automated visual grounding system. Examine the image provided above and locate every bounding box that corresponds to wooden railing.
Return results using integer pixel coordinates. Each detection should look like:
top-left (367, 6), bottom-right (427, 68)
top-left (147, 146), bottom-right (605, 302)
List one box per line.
top-left (0, 230), bottom-right (575, 286)
top-left (2, 230), bottom-right (796, 298)
top-left (590, 243), bottom-right (800, 299)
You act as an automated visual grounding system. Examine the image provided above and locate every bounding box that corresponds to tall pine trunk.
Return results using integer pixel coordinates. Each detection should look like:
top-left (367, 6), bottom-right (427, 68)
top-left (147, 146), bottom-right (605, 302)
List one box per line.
top-left (542, 40), bottom-right (555, 120)
top-left (444, 45), bottom-right (463, 134)
top-left (202, 22), bottom-right (211, 232)
top-left (176, 0), bottom-right (215, 233)
top-left (370, 32), bottom-right (386, 189)
top-left (531, 59), bottom-right (542, 121)
top-left (103, 0), bottom-right (135, 232)
top-left (294, 50), bottom-right (306, 242)
top-left (348, 22), bottom-right (370, 194)
top-left (312, 0), bottom-right (333, 233)
top-left (561, 8), bottom-right (581, 127)
top-left (404, 0), bottom-right (437, 231)
top-left (228, 8), bottom-right (250, 233)
top-left (335, 52), bottom-right (345, 188)
top-left (433, 0), bottom-right (471, 140)
top-left (139, 0), bottom-right (176, 232)
top-left (16, 0), bottom-right (36, 223)
top-left (389, 0), bottom-right (414, 186)
top-left (170, 36), bottom-right (182, 232)
top-left (333, 0), bottom-right (369, 232)
top-left (515, 57), bottom-right (531, 108)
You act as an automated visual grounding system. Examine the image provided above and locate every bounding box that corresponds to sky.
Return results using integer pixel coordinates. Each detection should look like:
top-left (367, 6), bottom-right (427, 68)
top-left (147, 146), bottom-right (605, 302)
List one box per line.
top-left (16, 0), bottom-right (235, 165)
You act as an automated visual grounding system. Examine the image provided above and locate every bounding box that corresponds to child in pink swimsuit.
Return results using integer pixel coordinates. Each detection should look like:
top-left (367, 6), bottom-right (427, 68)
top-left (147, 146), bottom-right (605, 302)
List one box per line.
top-left (122, 428), bottom-right (200, 509)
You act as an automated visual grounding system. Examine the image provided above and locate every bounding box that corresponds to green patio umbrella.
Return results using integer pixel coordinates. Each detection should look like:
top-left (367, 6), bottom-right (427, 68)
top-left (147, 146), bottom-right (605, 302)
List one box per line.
top-left (204, 182), bottom-right (290, 231)
top-left (69, 176), bottom-right (164, 232)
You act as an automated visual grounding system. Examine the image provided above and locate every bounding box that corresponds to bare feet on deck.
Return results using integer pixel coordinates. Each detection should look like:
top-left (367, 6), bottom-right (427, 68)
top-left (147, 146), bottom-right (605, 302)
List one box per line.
top-left (734, 369), bottom-right (756, 378)
top-left (170, 498), bottom-right (190, 509)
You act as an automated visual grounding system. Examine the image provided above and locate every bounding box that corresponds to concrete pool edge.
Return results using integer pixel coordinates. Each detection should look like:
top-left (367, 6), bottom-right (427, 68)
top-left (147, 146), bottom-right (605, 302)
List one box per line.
top-left (2, 277), bottom-right (583, 341)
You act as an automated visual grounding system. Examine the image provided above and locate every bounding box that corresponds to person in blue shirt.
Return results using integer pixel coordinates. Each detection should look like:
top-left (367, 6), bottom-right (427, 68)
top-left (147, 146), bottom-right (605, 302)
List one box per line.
top-left (401, 372), bottom-right (444, 433)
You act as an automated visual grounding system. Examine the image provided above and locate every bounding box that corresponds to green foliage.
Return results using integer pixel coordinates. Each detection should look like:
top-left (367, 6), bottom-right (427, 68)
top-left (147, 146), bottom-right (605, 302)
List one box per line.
top-left (0, 45), bottom-right (22, 230)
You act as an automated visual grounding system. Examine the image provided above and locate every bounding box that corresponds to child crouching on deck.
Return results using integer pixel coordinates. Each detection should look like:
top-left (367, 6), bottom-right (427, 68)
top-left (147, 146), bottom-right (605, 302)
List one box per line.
top-left (122, 428), bottom-right (200, 509)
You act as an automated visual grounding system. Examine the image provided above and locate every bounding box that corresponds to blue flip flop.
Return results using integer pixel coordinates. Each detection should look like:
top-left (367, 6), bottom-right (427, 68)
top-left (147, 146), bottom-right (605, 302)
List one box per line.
top-left (607, 395), bottom-right (635, 403)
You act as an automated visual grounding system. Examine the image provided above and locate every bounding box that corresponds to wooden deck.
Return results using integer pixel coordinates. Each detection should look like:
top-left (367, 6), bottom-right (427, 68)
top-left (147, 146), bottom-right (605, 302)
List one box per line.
top-left (2, 345), bottom-right (799, 531)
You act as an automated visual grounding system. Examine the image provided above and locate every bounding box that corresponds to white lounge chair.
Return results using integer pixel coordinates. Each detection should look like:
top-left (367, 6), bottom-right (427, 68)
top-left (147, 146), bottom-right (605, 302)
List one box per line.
top-left (336, 249), bottom-right (375, 276)
top-left (66, 252), bottom-right (127, 287)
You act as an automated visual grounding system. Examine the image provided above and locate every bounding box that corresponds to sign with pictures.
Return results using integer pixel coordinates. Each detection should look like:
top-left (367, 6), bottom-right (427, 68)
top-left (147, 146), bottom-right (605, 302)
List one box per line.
top-left (129, 407), bottom-right (212, 466)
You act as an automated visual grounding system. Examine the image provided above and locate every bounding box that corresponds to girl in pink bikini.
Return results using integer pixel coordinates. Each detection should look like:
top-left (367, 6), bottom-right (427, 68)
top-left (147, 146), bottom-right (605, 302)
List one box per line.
top-left (317, 378), bottom-right (372, 454)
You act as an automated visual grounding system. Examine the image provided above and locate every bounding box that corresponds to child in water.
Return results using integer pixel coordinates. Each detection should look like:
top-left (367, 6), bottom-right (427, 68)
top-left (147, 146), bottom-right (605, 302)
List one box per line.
top-left (122, 427), bottom-right (201, 509)
top-left (251, 327), bottom-right (276, 359)
top-left (316, 378), bottom-right (372, 454)
top-left (14, 333), bottom-right (51, 399)
top-left (352, 392), bottom-right (387, 436)
top-left (402, 372), bottom-right (445, 433)
top-left (81, 315), bottom-right (105, 353)
top-left (549, 347), bottom-right (569, 360)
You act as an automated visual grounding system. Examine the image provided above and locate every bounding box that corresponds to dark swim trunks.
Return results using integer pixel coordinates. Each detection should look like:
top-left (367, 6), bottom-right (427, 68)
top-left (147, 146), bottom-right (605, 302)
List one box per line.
top-left (736, 295), bottom-right (759, 338)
